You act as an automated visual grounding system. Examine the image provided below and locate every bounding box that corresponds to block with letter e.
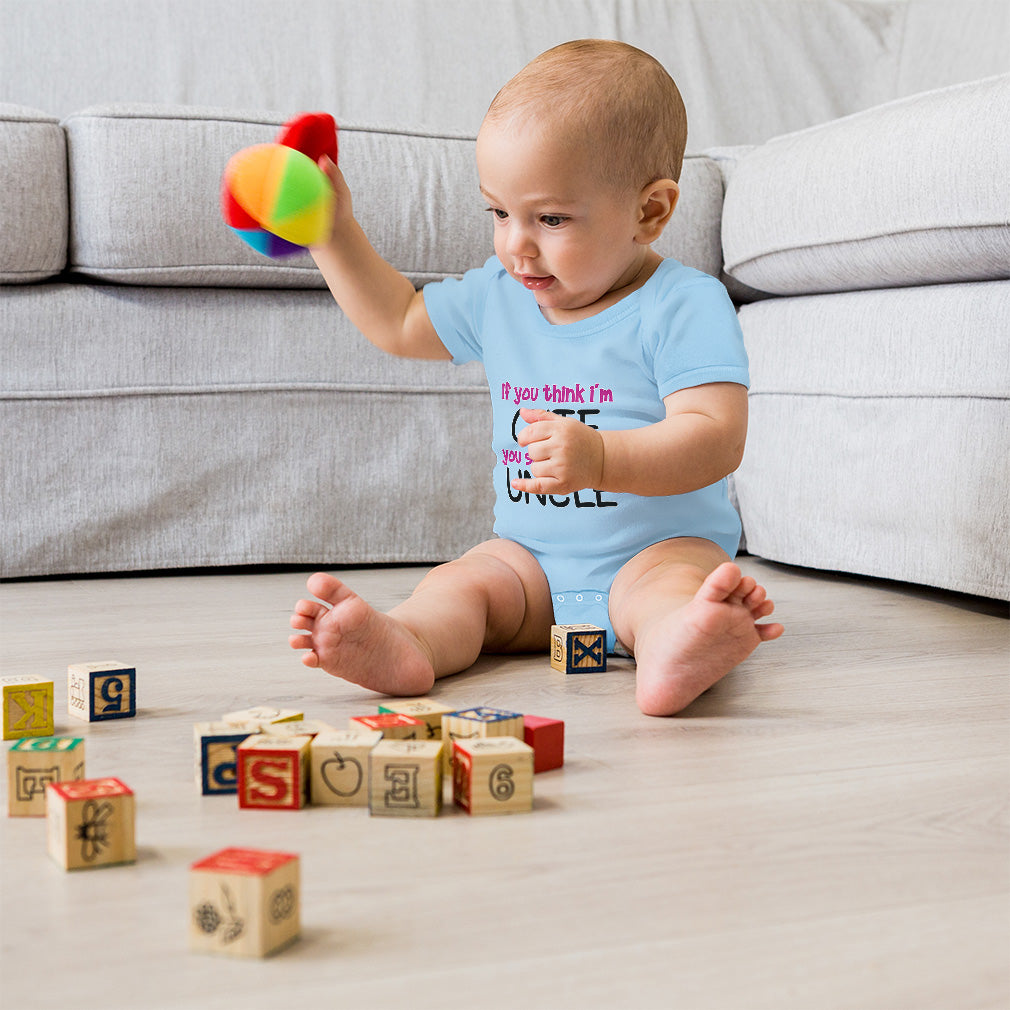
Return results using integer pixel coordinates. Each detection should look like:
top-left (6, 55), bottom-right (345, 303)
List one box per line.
top-left (67, 661), bottom-right (136, 722)
top-left (189, 847), bottom-right (300, 957)
top-left (46, 776), bottom-right (136, 870)
top-left (368, 739), bottom-right (443, 818)
top-left (7, 735), bottom-right (85, 816)
top-left (237, 735), bottom-right (311, 810)
top-left (1, 675), bottom-right (55, 740)
top-left (550, 624), bottom-right (607, 674)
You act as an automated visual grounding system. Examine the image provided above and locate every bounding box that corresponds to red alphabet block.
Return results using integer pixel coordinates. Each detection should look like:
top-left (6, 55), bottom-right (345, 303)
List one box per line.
top-left (348, 713), bottom-right (425, 740)
top-left (523, 715), bottom-right (565, 773)
top-left (237, 736), bottom-right (311, 810)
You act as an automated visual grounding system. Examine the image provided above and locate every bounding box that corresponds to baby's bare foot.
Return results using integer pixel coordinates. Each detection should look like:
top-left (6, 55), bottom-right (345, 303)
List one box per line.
top-left (634, 562), bottom-right (784, 716)
top-left (289, 573), bottom-right (435, 696)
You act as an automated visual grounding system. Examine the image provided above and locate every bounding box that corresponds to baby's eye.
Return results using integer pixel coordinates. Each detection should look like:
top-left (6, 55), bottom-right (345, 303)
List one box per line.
top-left (540, 214), bottom-right (567, 227)
top-left (486, 207), bottom-right (509, 221)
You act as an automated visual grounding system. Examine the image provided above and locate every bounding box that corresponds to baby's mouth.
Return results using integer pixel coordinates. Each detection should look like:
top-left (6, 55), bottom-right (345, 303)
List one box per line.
top-left (520, 274), bottom-right (555, 291)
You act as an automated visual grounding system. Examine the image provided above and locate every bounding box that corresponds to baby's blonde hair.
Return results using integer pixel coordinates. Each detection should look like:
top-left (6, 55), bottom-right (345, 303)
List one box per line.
top-left (485, 39), bottom-right (687, 189)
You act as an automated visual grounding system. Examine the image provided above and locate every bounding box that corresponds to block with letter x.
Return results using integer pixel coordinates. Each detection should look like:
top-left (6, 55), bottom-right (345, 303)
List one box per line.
top-left (550, 624), bottom-right (607, 674)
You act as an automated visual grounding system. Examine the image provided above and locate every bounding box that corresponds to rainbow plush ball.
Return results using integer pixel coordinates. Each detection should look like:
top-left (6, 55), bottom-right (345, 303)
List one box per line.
top-left (221, 143), bottom-right (334, 257)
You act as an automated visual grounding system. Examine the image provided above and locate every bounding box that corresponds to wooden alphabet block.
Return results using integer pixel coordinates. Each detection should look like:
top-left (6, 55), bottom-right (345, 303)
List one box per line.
top-left (368, 739), bottom-right (443, 818)
top-left (67, 661), bottom-right (136, 722)
top-left (190, 847), bottom-right (300, 958)
top-left (452, 737), bottom-right (534, 816)
top-left (194, 721), bottom-right (261, 796)
top-left (237, 735), bottom-right (311, 810)
top-left (523, 715), bottom-right (565, 773)
top-left (349, 713), bottom-right (425, 740)
top-left (1, 675), bottom-right (55, 740)
top-left (262, 718), bottom-right (335, 738)
top-left (550, 624), bottom-right (607, 674)
top-left (7, 736), bottom-right (85, 816)
top-left (310, 729), bottom-right (382, 806)
top-left (441, 706), bottom-right (523, 772)
top-left (221, 705), bottom-right (303, 728)
top-left (377, 698), bottom-right (456, 741)
top-left (46, 777), bottom-right (136, 869)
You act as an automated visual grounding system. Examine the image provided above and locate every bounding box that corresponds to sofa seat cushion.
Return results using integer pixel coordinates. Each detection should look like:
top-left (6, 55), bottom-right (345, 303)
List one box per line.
top-left (733, 280), bottom-right (1010, 600)
top-left (0, 104), bottom-right (67, 283)
top-left (64, 104), bottom-right (725, 289)
top-left (0, 283), bottom-right (495, 577)
top-left (722, 74), bottom-right (1010, 296)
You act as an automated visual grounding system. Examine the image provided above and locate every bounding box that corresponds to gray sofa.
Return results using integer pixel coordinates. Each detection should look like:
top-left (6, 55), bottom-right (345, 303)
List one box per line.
top-left (2, 0), bottom-right (1008, 601)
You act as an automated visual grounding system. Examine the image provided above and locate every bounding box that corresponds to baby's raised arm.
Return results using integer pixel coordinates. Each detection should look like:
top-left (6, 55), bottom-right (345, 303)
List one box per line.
top-left (311, 157), bottom-right (449, 361)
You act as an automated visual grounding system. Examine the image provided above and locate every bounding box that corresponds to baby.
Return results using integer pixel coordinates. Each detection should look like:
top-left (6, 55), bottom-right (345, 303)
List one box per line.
top-left (289, 39), bottom-right (783, 716)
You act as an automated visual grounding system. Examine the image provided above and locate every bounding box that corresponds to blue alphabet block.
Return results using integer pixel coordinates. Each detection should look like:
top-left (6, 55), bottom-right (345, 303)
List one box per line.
top-left (194, 721), bottom-right (261, 795)
top-left (67, 662), bottom-right (137, 722)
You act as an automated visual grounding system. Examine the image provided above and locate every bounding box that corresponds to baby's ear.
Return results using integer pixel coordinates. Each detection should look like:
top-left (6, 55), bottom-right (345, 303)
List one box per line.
top-left (636, 179), bottom-right (679, 243)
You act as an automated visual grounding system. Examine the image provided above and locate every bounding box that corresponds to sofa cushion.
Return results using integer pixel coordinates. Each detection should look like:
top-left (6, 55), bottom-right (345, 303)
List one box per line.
top-left (734, 280), bottom-right (1010, 600)
top-left (0, 104), bottom-right (67, 283)
top-left (64, 104), bottom-right (725, 289)
top-left (0, 283), bottom-right (495, 577)
top-left (722, 74), bottom-right (1010, 295)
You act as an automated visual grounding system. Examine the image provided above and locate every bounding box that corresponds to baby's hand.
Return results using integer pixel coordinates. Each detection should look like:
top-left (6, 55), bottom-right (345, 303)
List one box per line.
top-left (512, 408), bottom-right (605, 496)
top-left (316, 155), bottom-right (354, 234)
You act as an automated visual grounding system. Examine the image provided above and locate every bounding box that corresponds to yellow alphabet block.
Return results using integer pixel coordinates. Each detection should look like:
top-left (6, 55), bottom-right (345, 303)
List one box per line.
top-left (2, 675), bottom-right (55, 740)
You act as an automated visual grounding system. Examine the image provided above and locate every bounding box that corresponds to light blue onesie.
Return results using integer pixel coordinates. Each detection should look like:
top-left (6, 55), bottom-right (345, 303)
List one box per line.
top-left (423, 256), bottom-right (749, 653)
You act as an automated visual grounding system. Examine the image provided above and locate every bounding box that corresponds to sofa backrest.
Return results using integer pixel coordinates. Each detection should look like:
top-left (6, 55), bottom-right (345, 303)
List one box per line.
top-left (2, 0), bottom-right (1007, 150)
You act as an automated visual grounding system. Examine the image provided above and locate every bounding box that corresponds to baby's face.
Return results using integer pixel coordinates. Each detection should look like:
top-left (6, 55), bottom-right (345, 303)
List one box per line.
top-left (476, 120), bottom-right (651, 323)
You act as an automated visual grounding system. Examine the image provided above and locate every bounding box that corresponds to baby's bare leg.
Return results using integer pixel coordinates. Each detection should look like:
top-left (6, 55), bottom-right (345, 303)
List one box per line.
top-left (610, 538), bottom-right (784, 717)
top-left (288, 540), bottom-right (553, 696)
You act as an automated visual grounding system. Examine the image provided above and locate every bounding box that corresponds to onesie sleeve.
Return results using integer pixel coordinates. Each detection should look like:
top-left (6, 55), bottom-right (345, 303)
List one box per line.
top-left (422, 256), bottom-right (500, 365)
top-left (647, 268), bottom-right (750, 399)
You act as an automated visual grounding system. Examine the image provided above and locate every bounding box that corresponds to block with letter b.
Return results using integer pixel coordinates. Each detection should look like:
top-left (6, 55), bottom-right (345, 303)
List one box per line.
top-left (237, 735), bottom-right (311, 810)
top-left (453, 737), bottom-right (534, 815)
top-left (7, 736), bottom-right (85, 816)
top-left (189, 847), bottom-right (300, 957)
top-left (46, 776), bottom-right (136, 869)
top-left (310, 729), bottom-right (382, 806)
top-left (194, 721), bottom-right (261, 796)
top-left (67, 661), bottom-right (136, 722)
top-left (1, 675), bottom-right (55, 740)
top-left (368, 739), bottom-right (443, 818)
top-left (550, 624), bottom-right (607, 674)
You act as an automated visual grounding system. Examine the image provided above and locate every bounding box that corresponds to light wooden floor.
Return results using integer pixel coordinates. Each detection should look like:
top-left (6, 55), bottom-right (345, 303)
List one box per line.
top-left (1, 558), bottom-right (1008, 1010)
